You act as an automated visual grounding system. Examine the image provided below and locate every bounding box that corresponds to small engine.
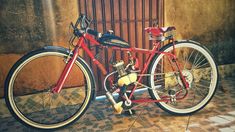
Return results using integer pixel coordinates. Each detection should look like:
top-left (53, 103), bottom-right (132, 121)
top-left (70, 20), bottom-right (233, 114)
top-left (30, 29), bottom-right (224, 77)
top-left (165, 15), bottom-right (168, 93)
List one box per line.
top-left (105, 55), bottom-right (138, 114)
top-left (113, 60), bottom-right (137, 87)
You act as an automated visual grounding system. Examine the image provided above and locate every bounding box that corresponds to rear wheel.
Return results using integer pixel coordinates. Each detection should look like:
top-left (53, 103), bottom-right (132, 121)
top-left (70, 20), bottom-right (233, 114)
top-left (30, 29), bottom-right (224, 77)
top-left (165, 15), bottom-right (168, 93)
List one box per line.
top-left (5, 47), bottom-right (94, 129)
top-left (148, 41), bottom-right (218, 115)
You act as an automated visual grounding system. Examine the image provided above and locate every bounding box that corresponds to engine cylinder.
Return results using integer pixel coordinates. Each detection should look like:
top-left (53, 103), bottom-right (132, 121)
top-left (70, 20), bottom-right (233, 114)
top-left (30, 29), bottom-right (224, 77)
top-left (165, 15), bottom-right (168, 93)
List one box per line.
top-left (113, 61), bottom-right (126, 77)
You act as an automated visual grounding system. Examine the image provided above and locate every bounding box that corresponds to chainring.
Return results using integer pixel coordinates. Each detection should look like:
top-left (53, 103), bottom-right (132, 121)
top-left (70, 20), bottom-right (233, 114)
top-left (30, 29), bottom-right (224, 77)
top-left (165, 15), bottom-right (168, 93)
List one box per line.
top-left (117, 92), bottom-right (135, 110)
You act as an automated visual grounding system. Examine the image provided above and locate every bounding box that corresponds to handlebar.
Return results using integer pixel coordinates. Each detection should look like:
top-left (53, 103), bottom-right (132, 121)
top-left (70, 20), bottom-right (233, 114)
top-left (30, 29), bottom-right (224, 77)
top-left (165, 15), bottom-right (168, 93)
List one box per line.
top-left (69, 14), bottom-right (103, 45)
top-left (73, 14), bottom-right (91, 30)
top-left (71, 14), bottom-right (102, 38)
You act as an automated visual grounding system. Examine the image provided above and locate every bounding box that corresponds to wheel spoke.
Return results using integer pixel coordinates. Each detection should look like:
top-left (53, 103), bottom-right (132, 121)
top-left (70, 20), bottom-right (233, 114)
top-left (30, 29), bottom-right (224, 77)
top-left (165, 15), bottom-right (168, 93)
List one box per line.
top-left (192, 52), bottom-right (199, 69)
top-left (195, 57), bottom-right (206, 67)
top-left (194, 85), bottom-right (208, 97)
top-left (198, 79), bottom-right (211, 84)
top-left (192, 54), bottom-right (203, 68)
top-left (194, 62), bottom-right (209, 70)
top-left (183, 49), bottom-right (195, 69)
top-left (194, 82), bottom-right (210, 89)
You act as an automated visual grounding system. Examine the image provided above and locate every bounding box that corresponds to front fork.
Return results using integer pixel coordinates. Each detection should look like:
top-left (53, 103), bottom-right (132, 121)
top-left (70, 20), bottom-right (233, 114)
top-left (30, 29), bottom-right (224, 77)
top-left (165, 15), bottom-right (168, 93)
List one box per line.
top-left (52, 45), bottom-right (80, 93)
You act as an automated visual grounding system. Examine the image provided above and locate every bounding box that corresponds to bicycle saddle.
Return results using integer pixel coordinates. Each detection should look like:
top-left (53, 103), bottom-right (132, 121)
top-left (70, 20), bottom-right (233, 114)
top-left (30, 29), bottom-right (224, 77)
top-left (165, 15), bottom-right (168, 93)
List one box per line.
top-left (145, 26), bottom-right (176, 36)
top-left (98, 33), bottom-right (130, 48)
top-left (160, 26), bottom-right (176, 33)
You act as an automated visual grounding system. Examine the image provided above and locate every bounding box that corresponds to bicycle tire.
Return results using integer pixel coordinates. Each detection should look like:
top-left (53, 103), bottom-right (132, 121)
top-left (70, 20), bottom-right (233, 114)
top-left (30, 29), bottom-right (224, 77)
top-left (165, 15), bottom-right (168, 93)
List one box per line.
top-left (4, 46), bottom-right (95, 129)
top-left (147, 40), bottom-right (218, 115)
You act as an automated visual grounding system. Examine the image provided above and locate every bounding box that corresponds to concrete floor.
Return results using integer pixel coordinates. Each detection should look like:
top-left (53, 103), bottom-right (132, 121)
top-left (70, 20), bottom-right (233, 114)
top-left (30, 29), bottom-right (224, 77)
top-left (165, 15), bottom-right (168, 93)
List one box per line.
top-left (0, 77), bottom-right (235, 132)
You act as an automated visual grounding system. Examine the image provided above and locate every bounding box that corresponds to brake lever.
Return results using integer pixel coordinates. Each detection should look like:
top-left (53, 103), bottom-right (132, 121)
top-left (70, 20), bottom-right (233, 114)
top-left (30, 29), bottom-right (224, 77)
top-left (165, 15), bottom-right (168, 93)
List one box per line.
top-left (75, 15), bottom-right (82, 28)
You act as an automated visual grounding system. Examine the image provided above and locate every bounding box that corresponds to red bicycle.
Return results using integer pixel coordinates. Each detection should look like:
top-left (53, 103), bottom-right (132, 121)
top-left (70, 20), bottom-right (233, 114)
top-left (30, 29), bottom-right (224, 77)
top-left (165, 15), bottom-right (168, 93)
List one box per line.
top-left (5, 14), bottom-right (218, 129)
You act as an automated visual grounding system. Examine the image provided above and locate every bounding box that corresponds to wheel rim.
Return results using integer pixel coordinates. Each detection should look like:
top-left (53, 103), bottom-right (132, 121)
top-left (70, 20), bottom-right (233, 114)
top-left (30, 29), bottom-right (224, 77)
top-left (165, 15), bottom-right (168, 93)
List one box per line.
top-left (150, 42), bottom-right (217, 114)
top-left (8, 52), bottom-right (92, 129)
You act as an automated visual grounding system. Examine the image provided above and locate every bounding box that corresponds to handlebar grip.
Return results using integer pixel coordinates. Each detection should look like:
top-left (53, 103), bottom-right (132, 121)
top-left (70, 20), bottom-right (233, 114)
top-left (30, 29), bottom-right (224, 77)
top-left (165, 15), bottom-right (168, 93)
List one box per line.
top-left (87, 29), bottom-right (102, 38)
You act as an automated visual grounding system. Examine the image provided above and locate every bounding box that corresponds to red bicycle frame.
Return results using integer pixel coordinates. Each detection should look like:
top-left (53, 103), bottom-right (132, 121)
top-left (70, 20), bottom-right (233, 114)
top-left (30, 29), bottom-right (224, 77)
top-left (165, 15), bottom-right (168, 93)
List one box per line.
top-left (52, 32), bottom-right (189, 103)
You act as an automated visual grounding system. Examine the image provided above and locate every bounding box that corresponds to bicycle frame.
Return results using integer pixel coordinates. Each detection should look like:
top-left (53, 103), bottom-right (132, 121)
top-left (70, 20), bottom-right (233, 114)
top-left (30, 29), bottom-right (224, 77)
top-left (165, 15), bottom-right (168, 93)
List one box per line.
top-left (52, 33), bottom-right (189, 104)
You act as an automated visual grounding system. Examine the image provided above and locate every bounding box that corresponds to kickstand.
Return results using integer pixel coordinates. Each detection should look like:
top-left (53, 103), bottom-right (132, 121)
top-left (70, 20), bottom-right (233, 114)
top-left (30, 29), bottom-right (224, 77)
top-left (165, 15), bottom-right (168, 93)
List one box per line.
top-left (124, 109), bottom-right (136, 116)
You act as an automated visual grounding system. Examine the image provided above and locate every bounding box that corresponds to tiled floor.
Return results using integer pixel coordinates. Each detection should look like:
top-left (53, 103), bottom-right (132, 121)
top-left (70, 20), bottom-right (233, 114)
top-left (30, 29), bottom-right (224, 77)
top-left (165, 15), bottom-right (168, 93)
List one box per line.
top-left (0, 77), bottom-right (235, 132)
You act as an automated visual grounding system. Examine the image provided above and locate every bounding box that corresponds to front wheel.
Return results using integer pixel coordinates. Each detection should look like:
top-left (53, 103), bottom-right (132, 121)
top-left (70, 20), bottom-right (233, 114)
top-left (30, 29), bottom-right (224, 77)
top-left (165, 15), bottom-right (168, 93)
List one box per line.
top-left (148, 40), bottom-right (218, 115)
top-left (4, 47), bottom-right (95, 129)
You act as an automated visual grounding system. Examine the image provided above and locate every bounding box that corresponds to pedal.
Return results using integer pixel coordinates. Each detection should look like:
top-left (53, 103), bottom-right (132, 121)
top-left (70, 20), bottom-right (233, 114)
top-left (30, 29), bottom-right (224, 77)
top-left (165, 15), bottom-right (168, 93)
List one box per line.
top-left (106, 92), bottom-right (123, 114)
top-left (113, 102), bottom-right (123, 114)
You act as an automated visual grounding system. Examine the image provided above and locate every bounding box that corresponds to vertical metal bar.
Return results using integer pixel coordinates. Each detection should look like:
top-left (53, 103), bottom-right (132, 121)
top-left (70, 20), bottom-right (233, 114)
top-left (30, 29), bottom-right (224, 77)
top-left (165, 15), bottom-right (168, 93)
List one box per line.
top-left (92, 0), bottom-right (97, 30)
top-left (78, 0), bottom-right (81, 14)
top-left (162, 0), bottom-right (165, 27)
top-left (84, 0), bottom-right (92, 69)
top-left (92, 0), bottom-right (102, 91)
top-left (84, 0), bottom-right (87, 14)
top-left (101, 0), bottom-right (109, 73)
top-left (110, 0), bottom-right (115, 32)
top-left (101, 0), bottom-right (106, 32)
top-left (142, 0), bottom-right (146, 64)
top-left (149, 0), bottom-right (153, 26)
top-left (110, 0), bottom-right (116, 61)
top-left (157, 0), bottom-right (164, 86)
top-left (149, 0), bottom-right (153, 49)
top-left (156, 0), bottom-right (159, 22)
top-left (134, 0), bottom-right (138, 57)
top-left (158, 0), bottom-right (164, 49)
top-left (110, 0), bottom-right (118, 82)
top-left (118, 0), bottom-right (124, 59)
top-left (158, 0), bottom-right (164, 27)
top-left (126, 0), bottom-right (131, 45)
top-left (78, 0), bottom-right (87, 65)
